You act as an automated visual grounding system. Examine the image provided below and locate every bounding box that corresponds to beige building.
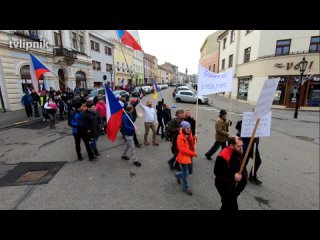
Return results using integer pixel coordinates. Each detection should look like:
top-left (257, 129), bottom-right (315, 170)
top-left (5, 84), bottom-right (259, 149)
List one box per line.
top-left (144, 53), bottom-right (158, 84)
top-left (218, 30), bottom-right (320, 108)
top-left (0, 30), bottom-right (93, 111)
top-left (200, 30), bottom-right (224, 73)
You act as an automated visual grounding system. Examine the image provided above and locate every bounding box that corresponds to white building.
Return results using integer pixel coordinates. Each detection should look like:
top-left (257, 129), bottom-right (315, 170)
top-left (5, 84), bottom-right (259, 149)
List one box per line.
top-left (0, 30), bottom-right (93, 111)
top-left (218, 30), bottom-right (320, 108)
top-left (129, 30), bottom-right (144, 86)
top-left (89, 31), bottom-right (114, 88)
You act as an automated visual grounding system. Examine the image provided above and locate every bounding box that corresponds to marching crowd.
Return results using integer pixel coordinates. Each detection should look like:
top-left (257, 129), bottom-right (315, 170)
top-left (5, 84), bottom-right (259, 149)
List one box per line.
top-left (21, 86), bottom-right (263, 211)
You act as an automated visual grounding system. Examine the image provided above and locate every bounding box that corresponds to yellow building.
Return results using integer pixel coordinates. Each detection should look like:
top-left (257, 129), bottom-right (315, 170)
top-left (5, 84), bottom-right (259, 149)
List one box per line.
top-left (114, 40), bottom-right (134, 87)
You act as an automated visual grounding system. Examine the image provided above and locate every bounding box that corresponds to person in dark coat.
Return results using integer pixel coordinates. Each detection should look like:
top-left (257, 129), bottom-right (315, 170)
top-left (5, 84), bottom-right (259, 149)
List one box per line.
top-left (21, 91), bottom-right (33, 117)
top-left (214, 136), bottom-right (247, 211)
top-left (87, 103), bottom-right (104, 156)
top-left (57, 95), bottom-right (65, 120)
top-left (166, 109), bottom-right (185, 171)
top-left (68, 101), bottom-right (96, 161)
top-left (30, 89), bottom-right (40, 117)
top-left (156, 98), bottom-right (165, 138)
top-left (130, 98), bottom-right (142, 148)
top-left (235, 120), bottom-right (262, 185)
top-left (184, 109), bottom-right (196, 136)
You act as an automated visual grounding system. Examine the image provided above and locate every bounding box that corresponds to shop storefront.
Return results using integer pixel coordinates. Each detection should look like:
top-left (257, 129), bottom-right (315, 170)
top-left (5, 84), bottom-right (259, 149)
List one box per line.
top-left (237, 78), bottom-right (249, 100)
top-left (270, 75), bottom-right (320, 107)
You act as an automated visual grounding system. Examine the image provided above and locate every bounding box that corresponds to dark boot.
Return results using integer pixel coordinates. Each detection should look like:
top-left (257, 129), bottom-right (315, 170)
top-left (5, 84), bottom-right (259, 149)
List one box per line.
top-left (94, 149), bottom-right (100, 156)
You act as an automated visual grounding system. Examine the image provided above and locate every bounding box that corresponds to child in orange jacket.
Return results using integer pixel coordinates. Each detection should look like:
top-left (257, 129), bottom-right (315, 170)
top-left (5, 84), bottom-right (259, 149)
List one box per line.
top-left (175, 121), bottom-right (197, 195)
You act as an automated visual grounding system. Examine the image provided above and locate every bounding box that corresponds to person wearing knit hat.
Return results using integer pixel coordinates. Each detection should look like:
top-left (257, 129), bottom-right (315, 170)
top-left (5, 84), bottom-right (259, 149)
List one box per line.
top-left (205, 109), bottom-right (232, 160)
top-left (174, 120), bottom-right (197, 195)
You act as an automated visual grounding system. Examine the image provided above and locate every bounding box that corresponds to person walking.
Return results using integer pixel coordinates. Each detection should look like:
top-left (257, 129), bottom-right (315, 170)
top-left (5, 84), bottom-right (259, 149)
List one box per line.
top-left (95, 96), bottom-right (107, 126)
top-left (44, 97), bottom-right (58, 129)
top-left (121, 105), bottom-right (142, 167)
top-left (30, 89), bottom-right (40, 117)
top-left (139, 99), bottom-right (159, 146)
top-left (214, 136), bottom-right (247, 210)
top-left (166, 109), bottom-right (185, 171)
top-left (175, 121), bottom-right (197, 195)
top-left (205, 109), bottom-right (232, 160)
top-left (87, 103), bottom-right (104, 156)
top-left (162, 104), bottom-right (172, 141)
top-left (130, 98), bottom-right (142, 148)
top-left (68, 101), bottom-right (96, 161)
top-left (21, 91), bottom-right (33, 117)
top-left (235, 120), bottom-right (262, 185)
top-left (156, 98), bottom-right (165, 138)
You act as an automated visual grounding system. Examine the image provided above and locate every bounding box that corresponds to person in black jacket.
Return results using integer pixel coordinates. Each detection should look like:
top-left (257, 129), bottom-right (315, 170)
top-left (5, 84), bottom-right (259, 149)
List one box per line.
top-left (68, 101), bottom-right (96, 161)
top-left (156, 98), bottom-right (164, 138)
top-left (130, 98), bottom-right (142, 148)
top-left (163, 104), bottom-right (172, 141)
top-left (30, 89), bottom-right (40, 117)
top-left (214, 136), bottom-right (247, 211)
top-left (87, 103), bottom-right (104, 156)
top-left (235, 120), bottom-right (262, 185)
top-left (184, 109), bottom-right (196, 136)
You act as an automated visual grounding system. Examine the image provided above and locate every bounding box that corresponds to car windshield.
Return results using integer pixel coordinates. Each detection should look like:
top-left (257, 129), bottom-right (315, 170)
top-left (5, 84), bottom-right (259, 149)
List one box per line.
top-left (89, 89), bottom-right (99, 97)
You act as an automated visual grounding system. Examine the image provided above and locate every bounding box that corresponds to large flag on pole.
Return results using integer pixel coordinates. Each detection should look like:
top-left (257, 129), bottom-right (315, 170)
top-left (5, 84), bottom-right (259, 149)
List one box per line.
top-left (105, 84), bottom-right (124, 142)
top-left (116, 30), bottom-right (142, 51)
top-left (152, 79), bottom-right (161, 99)
top-left (30, 53), bottom-right (50, 92)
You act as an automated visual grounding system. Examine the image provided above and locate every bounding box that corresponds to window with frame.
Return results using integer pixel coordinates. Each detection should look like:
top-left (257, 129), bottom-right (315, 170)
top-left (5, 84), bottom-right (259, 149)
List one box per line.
top-left (223, 38), bottom-right (227, 49)
top-left (54, 32), bottom-right (62, 47)
top-left (275, 39), bottom-right (291, 56)
top-left (106, 64), bottom-right (112, 72)
top-left (222, 59), bottom-right (225, 69)
top-left (230, 30), bottom-right (235, 43)
top-left (229, 54), bottom-right (233, 68)
top-left (91, 40), bottom-right (95, 50)
top-left (105, 46), bottom-right (112, 55)
top-left (72, 32), bottom-right (78, 50)
top-left (79, 35), bottom-right (84, 53)
top-left (244, 47), bottom-right (251, 63)
top-left (309, 36), bottom-right (320, 53)
top-left (92, 61), bottom-right (101, 71)
top-left (29, 30), bottom-right (38, 40)
top-left (95, 42), bottom-right (100, 52)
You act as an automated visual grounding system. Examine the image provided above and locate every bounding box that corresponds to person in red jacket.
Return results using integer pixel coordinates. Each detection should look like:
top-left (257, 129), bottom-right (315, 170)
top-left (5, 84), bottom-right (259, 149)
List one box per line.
top-left (214, 136), bottom-right (247, 210)
top-left (175, 121), bottom-right (197, 195)
top-left (95, 96), bottom-right (106, 126)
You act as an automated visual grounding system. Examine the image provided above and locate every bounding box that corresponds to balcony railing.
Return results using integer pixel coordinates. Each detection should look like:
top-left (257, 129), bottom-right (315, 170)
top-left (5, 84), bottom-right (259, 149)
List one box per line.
top-left (257, 50), bottom-right (316, 60)
top-left (53, 48), bottom-right (77, 59)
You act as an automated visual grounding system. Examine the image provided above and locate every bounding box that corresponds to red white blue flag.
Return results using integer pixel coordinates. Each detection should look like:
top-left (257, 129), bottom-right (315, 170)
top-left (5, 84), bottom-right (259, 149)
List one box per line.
top-left (30, 53), bottom-right (50, 92)
top-left (116, 30), bottom-right (142, 51)
top-left (105, 84), bottom-right (124, 142)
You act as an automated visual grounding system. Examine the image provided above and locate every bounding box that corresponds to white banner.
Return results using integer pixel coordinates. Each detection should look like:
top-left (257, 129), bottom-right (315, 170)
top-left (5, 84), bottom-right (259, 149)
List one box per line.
top-left (253, 78), bottom-right (280, 120)
top-left (197, 64), bottom-right (233, 95)
top-left (241, 112), bottom-right (272, 137)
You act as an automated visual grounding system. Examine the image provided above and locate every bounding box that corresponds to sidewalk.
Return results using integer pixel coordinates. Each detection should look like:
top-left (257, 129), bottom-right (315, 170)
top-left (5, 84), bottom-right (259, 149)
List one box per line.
top-left (0, 108), bottom-right (65, 130)
top-left (207, 94), bottom-right (320, 123)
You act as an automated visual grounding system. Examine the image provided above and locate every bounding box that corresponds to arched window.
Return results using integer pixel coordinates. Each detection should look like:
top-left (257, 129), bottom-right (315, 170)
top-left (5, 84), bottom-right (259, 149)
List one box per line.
top-left (75, 71), bottom-right (86, 88)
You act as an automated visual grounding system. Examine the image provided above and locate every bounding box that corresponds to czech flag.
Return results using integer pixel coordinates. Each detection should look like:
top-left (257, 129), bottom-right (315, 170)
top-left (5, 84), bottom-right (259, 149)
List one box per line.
top-left (116, 30), bottom-right (142, 51)
top-left (105, 84), bottom-right (124, 142)
top-left (30, 53), bottom-right (50, 92)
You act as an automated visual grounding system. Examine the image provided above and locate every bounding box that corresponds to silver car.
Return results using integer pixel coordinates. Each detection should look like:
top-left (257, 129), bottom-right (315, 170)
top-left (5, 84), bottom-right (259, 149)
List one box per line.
top-left (175, 90), bottom-right (208, 104)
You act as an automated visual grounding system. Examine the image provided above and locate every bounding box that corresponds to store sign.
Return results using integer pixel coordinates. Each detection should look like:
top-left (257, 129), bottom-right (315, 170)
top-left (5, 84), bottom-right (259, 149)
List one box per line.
top-left (274, 61), bottom-right (314, 70)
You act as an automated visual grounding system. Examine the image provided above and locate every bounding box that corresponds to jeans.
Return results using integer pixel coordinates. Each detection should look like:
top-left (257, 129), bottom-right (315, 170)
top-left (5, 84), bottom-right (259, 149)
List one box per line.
top-left (24, 105), bottom-right (32, 117)
top-left (90, 137), bottom-right (98, 152)
top-left (175, 163), bottom-right (193, 191)
top-left (48, 113), bottom-right (56, 128)
top-left (157, 117), bottom-right (164, 136)
top-left (244, 146), bottom-right (262, 178)
top-left (206, 141), bottom-right (227, 157)
top-left (33, 103), bottom-right (40, 117)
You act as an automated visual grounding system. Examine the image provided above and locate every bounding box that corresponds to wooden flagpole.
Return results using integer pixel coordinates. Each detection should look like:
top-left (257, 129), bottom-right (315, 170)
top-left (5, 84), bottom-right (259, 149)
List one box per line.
top-left (252, 142), bottom-right (257, 177)
top-left (239, 118), bottom-right (260, 174)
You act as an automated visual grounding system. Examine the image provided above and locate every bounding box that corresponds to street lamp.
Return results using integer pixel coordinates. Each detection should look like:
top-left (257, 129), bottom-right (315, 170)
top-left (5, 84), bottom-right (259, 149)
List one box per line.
top-left (293, 57), bottom-right (308, 119)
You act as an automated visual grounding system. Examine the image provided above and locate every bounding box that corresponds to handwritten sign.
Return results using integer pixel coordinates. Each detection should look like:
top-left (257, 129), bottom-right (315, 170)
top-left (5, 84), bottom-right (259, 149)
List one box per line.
top-left (197, 64), bottom-right (233, 95)
top-left (241, 112), bottom-right (272, 137)
top-left (253, 78), bottom-right (280, 120)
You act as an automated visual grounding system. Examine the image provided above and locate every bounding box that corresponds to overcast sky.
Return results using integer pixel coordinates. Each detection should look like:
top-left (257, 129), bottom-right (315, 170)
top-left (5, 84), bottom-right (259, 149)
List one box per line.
top-left (138, 30), bottom-right (217, 75)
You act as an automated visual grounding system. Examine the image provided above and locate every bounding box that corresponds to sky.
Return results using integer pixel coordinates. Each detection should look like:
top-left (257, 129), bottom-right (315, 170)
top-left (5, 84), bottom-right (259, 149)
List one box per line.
top-left (138, 30), bottom-right (217, 75)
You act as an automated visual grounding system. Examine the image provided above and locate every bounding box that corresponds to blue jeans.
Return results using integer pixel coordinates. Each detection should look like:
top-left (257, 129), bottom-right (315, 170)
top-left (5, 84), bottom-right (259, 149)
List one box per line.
top-left (90, 137), bottom-right (98, 151)
top-left (175, 163), bottom-right (193, 191)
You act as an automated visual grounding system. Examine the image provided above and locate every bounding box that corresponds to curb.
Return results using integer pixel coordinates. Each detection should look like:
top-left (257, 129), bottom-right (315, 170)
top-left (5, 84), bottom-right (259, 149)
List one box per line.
top-left (207, 103), bottom-right (319, 124)
top-left (0, 118), bottom-right (43, 131)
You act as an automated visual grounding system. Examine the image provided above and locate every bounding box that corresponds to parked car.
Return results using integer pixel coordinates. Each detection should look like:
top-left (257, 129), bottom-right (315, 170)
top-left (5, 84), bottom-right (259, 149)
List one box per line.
top-left (141, 86), bottom-right (152, 94)
top-left (175, 90), bottom-right (208, 104)
top-left (113, 90), bottom-right (130, 101)
top-left (88, 88), bottom-right (106, 102)
top-left (173, 86), bottom-right (196, 97)
top-left (132, 86), bottom-right (143, 97)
